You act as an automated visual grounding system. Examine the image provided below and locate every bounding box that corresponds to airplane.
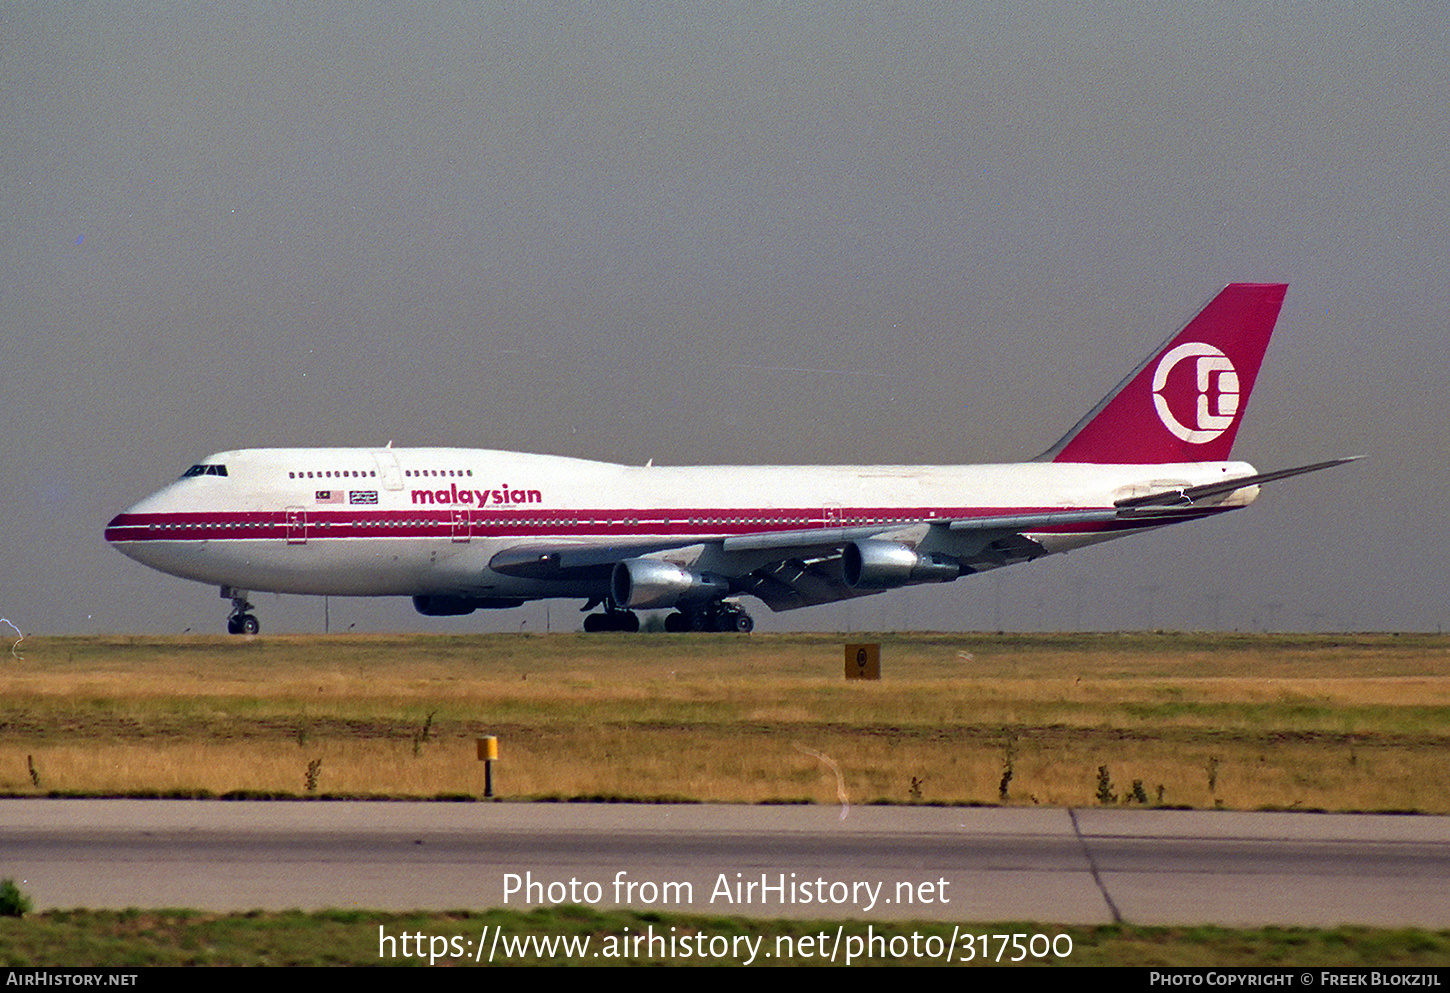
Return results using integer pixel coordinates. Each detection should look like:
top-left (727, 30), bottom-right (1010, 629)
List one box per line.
top-left (106, 283), bottom-right (1353, 635)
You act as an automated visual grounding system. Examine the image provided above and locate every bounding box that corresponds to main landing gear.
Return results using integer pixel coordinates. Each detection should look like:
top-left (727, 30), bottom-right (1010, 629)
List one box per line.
top-left (581, 599), bottom-right (756, 633)
top-left (664, 601), bottom-right (755, 633)
top-left (583, 608), bottom-right (640, 633)
top-left (223, 588), bottom-right (260, 635)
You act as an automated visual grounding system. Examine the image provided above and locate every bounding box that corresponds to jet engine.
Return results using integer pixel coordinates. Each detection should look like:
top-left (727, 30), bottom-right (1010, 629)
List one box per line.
top-left (842, 540), bottom-right (961, 589)
top-left (611, 558), bottom-right (730, 609)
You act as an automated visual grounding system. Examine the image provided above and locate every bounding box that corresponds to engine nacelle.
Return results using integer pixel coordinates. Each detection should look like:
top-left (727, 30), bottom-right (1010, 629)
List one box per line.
top-left (413, 594), bottom-right (525, 616)
top-left (843, 540), bottom-right (961, 589)
top-left (611, 558), bottom-right (730, 609)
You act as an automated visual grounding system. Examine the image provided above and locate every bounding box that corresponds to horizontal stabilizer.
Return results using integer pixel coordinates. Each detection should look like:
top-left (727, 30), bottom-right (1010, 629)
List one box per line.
top-left (1115, 457), bottom-right (1361, 510)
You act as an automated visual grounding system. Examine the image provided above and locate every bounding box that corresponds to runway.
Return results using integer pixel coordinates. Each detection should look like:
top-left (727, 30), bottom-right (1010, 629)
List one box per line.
top-left (3, 800), bottom-right (1448, 926)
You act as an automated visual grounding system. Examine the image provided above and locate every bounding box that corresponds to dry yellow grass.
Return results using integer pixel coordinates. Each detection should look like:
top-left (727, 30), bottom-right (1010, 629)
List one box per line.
top-left (2, 632), bottom-right (1448, 810)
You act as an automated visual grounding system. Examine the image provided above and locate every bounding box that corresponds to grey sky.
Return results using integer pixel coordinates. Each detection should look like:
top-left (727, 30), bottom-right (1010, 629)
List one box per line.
top-left (3, 1), bottom-right (1445, 635)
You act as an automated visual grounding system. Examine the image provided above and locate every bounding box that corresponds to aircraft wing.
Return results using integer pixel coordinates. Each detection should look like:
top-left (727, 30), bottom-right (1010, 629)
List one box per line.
top-left (721, 509), bottom-right (1127, 611)
top-left (487, 508), bottom-right (1125, 612)
top-left (721, 509), bottom-right (1121, 554)
top-left (489, 458), bottom-right (1357, 612)
top-left (730, 455), bottom-right (1356, 610)
top-left (487, 539), bottom-right (699, 581)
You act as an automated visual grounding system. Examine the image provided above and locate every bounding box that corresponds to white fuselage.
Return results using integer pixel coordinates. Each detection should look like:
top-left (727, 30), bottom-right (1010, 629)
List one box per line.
top-left (106, 447), bottom-right (1256, 603)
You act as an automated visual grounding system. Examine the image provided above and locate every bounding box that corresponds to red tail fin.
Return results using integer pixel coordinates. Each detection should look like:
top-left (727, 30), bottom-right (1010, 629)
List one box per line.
top-left (1039, 283), bottom-right (1287, 464)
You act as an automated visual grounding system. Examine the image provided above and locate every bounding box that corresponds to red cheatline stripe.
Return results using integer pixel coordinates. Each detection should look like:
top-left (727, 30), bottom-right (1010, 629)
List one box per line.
top-left (105, 504), bottom-right (1225, 544)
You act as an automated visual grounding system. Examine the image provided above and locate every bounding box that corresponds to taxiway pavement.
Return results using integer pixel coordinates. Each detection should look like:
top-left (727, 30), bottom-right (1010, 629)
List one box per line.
top-left (3, 800), bottom-right (1448, 925)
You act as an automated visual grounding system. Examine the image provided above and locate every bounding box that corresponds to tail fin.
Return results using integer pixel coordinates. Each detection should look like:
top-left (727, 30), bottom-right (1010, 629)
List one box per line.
top-left (1038, 283), bottom-right (1287, 464)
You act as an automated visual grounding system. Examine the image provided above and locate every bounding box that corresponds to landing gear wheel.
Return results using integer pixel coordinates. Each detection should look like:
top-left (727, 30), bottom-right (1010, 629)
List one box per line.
top-left (227, 613), bottom-right (260, 635)
top-left (678, 602), bottom-right (756, 633)
top-left (658, 603), bottom-right (755, 633)
top-left (711, 602), bottom-right (754, 633)
top-left (584, 610), bottom-right (639, 633)
top-left (225, 590), bottom-right (258, 635)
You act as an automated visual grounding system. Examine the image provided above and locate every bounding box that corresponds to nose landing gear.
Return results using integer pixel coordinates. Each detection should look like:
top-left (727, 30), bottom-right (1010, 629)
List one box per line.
top-left (223, 588), bottom-right (260, 635)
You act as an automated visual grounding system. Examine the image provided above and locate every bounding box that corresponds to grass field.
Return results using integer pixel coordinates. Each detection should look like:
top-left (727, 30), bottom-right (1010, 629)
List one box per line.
top-left (4, 631), bottom-right (1449, 967)
top-left (3, 632), bottom-right (1448, 812)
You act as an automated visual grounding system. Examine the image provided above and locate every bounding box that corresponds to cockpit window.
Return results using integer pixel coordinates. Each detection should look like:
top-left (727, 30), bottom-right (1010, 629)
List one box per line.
top-left (181, 464), bottom-right (228, 479)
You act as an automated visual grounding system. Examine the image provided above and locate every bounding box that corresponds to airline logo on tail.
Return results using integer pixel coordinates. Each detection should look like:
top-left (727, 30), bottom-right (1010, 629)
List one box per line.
top-left (1042, 283), bottom-right (1287, 464)
top-left (1152, 342), bottom-right (1239, 444)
